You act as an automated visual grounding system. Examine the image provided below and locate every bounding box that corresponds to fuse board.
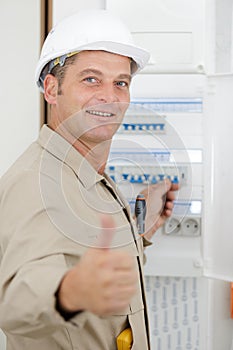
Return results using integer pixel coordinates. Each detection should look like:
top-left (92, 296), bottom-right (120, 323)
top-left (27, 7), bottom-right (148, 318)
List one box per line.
top-left (107, 98), bottom-right (203, 240)
top-left (107, 97), bottom-right (203, 284)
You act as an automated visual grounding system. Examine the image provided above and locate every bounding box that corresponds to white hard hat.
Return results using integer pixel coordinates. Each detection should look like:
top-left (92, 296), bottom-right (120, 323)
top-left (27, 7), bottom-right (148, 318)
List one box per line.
top-left (35, 9), bottom-right (150, 91)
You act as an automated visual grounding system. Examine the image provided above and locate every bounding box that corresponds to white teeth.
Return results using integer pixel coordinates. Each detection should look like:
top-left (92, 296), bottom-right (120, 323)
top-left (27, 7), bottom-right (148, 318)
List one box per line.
top-left (87, 110), bottom-right (113, 117)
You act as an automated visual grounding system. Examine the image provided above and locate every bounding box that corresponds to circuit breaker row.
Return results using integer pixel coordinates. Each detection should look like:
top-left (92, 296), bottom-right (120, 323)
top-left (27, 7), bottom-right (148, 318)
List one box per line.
top-left (118, 122), bottom-right (165, 133)
top-left (118, 107), bottom-right (166, 134)
top-left (106, 164), bottom-right (187, 185)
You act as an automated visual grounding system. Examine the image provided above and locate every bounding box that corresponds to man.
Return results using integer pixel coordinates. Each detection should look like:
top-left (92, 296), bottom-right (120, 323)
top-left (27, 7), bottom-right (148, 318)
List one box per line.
top-left (0, 9), bottom-right (178, 350)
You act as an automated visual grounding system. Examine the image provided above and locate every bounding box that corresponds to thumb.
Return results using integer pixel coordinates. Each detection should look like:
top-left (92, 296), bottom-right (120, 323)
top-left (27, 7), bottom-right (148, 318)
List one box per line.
top-left (95, 214), bottom-right (116, 249)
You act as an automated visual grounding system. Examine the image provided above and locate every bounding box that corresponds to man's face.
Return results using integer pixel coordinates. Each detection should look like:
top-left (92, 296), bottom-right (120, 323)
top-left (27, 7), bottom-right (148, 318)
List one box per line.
top-left (46, 50), bottom-right (131, 146)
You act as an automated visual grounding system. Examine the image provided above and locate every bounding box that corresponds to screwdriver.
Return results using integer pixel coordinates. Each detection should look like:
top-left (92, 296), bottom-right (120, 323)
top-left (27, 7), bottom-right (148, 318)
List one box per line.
top-left (135, 194), bottom-right (146, 235)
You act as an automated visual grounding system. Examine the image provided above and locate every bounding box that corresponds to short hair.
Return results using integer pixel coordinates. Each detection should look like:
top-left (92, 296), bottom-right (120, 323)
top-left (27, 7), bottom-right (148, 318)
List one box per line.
top-left (46, 54), bottom-right (78, 95)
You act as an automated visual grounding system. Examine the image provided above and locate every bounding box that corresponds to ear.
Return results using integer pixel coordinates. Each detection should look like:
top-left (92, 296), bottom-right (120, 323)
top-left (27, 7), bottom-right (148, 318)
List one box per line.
top-left (43, 74), bottom-right (59, 105)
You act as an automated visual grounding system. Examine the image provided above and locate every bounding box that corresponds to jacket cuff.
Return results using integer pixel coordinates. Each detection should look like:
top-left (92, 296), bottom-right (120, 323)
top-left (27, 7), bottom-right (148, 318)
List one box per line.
top-left (55, 288), bottom-right (83, 321)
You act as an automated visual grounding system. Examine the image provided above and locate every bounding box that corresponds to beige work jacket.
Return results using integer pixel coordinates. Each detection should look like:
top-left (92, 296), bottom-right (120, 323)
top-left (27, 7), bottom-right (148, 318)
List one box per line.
top-left (0, 125), bottom-right (150, 350)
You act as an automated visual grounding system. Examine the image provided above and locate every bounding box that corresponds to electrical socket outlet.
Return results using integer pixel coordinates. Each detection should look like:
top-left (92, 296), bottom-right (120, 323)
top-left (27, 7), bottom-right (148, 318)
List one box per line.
top-left (182, 218), bottom-right (200, 236)
top-left (164, 217), bottom-right (181, 235)
top-left (163, 217), bottom-right (201, 236)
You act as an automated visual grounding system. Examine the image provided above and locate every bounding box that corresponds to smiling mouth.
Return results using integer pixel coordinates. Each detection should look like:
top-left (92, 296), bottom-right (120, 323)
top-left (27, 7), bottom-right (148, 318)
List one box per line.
top-left (86, 109), bottom-right (115, 117)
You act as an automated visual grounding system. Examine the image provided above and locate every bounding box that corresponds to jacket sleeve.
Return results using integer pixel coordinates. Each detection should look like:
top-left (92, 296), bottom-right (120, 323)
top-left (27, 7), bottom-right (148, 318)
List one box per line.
top-left (0, 170), bottom-right (86, 337)
top-left (0, 254), bottom-right (69, 337)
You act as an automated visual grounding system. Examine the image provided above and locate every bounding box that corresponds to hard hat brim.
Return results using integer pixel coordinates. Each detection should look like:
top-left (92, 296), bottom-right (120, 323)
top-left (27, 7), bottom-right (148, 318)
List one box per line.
top-left (35, 41), bottom-right (150, 92)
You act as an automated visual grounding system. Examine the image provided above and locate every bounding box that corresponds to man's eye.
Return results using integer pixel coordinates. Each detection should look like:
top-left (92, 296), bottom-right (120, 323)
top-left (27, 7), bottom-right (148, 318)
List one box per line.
top-left (116, 81), bottom-right (128, 87)
top-left (84, 77), bottom-right (97, 83)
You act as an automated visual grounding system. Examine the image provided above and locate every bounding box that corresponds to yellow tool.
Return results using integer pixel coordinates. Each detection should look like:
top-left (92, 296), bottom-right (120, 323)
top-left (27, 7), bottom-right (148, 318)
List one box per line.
top-left (116, 328), bottom-right (133, 350)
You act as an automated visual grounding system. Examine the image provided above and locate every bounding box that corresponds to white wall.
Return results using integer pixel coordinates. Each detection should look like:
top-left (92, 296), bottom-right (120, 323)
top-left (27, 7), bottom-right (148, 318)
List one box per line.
top-left (0, 1), bottom-right (41, 347)
top-left (0, 0), bottom-right (41, 176)
top-left (52, 0), bottom-right (105, 23)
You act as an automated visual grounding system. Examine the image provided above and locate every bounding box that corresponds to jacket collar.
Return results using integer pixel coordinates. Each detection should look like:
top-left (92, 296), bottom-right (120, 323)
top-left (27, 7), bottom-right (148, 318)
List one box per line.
top-left (37, 125), bottom-right (104, 190)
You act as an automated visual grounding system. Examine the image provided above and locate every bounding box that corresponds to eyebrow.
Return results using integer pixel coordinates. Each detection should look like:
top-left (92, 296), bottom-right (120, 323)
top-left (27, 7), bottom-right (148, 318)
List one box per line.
top-left (78, 69), bottom-right (132, 82)
top-left (117, 74), bottom-right (132, 83)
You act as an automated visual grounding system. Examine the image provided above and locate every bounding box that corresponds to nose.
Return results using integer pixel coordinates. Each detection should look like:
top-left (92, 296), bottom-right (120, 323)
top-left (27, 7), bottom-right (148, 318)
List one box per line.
top-left (95, 82), bottom-right (119, 104)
